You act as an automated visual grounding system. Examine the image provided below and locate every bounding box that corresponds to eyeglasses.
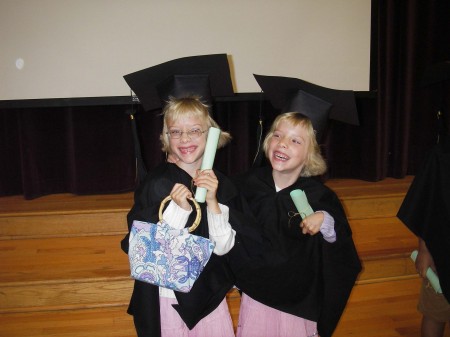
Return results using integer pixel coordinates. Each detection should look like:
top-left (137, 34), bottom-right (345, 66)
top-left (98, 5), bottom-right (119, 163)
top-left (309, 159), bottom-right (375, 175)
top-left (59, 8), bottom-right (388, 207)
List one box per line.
top-left (166, 129), bottom-right (207, 139)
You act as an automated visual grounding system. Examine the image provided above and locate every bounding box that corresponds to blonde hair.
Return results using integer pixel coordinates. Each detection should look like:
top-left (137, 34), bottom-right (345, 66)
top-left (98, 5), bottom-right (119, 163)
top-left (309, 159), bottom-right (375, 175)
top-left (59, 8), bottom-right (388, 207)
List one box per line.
top-left (160, 96), bottom-right (231, 153)
top-left (262, 112), bottom-right (327, 177)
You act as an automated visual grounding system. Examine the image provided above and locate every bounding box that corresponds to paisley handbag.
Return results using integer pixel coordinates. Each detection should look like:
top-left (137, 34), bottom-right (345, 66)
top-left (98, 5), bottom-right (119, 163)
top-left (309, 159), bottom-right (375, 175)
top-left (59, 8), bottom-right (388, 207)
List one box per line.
top-left (128, 196), bottom-right (215, 293)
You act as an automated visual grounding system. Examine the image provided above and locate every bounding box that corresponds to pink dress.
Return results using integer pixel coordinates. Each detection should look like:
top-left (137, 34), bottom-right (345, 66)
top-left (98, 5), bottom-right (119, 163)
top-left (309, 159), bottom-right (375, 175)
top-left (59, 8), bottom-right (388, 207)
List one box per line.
top-left (160, 297), bottom-right (234, 337)
top-left (237, 293), bottom-right (318, 337)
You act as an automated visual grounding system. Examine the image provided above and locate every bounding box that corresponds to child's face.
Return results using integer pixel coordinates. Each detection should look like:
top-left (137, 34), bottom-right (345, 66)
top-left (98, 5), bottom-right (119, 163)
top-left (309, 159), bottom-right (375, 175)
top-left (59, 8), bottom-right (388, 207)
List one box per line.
top-left (267, 120), bottom-right (310, 177)
top-left (167, 114), bottom-right (207, 169)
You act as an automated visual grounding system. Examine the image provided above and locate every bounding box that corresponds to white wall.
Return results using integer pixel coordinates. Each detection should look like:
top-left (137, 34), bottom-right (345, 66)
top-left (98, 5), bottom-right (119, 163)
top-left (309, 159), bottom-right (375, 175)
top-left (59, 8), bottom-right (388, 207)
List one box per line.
top-left (0, 0), bottom-right (371, 100)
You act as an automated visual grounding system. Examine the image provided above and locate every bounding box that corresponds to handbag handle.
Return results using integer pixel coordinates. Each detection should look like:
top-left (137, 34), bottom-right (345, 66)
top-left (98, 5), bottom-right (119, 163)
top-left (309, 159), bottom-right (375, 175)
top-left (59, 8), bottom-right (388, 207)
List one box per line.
top-left (159, 195), bottom-right (202, 233)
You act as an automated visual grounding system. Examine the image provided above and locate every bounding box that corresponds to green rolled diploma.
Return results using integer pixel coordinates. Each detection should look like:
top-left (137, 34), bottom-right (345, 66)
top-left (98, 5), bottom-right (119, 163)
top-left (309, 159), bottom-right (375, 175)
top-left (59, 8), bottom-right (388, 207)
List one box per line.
top-left (195, 127), bottom-right (221, 203)
top-left (290, 189), bottom-right (314, 220)
top-left (410, 250), bottom-right (442, 293)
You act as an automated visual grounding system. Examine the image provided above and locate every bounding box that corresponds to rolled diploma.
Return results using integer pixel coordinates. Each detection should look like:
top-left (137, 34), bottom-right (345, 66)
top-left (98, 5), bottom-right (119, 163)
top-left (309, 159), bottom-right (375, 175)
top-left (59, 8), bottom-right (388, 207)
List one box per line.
top-left (195, 127), bottom-right (221, 203)
top-left (290, 189), bottom-right (314, 220)
top-left (411, 250), bottom-right (442, 293)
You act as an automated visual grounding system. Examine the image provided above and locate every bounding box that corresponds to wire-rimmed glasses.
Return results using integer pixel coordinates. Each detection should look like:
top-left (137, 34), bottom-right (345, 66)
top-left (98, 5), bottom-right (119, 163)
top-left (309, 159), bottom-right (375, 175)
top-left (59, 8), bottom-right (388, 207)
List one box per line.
top-left (166, 129), bottom-right (207, 139)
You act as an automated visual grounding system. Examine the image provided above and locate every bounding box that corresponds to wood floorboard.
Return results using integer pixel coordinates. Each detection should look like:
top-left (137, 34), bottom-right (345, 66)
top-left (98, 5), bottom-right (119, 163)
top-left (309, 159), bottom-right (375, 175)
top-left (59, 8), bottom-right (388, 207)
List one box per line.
top-left (2, 176), bottom-right (449, 336)
top-left (2, 279), bottom-right (448, 337)
top-left (0, 176), bottom-right (413, 215)
top-left (0, 306), bottom-right (136, 337)
top-left (334, 278), bottom-right (450, 337)
top-left (0, 192), bottom-right (134, 215)
top-left (0, 235), bottom-right (129, 282)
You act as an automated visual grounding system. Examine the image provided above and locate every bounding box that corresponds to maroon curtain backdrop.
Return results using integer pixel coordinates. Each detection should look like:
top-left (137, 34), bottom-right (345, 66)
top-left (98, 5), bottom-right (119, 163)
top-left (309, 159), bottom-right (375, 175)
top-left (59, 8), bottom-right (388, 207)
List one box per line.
top-left (371, 0), bottom-right (450, 179)
top-left (0, 98), bottom-right (373, 199)
top-left (0, 106), bottom-right (137, 199)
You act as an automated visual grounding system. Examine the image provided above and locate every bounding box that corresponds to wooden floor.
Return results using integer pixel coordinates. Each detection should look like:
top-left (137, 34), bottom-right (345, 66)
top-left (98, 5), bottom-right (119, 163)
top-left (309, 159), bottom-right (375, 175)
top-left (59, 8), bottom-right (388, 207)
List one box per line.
top-left (1, 176), bottom-right (449, 336)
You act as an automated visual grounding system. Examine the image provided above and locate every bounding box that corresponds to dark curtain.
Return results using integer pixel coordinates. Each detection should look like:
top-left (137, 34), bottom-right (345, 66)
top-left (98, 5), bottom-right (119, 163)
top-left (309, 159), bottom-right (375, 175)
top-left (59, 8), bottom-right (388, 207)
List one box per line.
top-left (0, 97), bottom-right (375, 199)
top-left (371, 0), bottom-right (450, 179)
top-left (0, 106), bottom-right (137, 199)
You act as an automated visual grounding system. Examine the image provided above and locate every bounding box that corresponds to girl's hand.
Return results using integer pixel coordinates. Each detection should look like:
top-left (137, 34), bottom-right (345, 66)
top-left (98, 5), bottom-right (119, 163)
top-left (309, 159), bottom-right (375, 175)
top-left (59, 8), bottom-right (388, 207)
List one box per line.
top-left (193, 169), bottom-right (221, 213)
top-left (170, 183), bottom-right (193, 211)
top-left (300, 212), bottom-right (324, 236)
top-left (416, 239), bottom-right (436, 278)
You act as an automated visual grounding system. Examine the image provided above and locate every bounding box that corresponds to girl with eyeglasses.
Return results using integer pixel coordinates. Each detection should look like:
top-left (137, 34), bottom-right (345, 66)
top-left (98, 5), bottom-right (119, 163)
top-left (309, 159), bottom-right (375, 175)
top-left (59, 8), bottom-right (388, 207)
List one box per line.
top-left (122, 95), bottom-right (250, 337)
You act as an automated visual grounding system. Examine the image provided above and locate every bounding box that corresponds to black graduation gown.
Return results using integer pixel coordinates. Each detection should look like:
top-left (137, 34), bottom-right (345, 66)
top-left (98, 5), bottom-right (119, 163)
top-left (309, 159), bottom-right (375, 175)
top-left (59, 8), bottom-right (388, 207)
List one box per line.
top-left (397, 136), bottom-right (450, 303)
top-left (120, 162), bottom-right (252, 337)
top-left (231, 166), bottom-right (361, 337)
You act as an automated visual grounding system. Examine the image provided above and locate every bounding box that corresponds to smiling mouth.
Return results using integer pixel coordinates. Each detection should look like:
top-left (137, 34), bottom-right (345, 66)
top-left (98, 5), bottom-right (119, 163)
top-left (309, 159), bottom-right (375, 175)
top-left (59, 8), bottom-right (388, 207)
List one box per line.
top-left (179, 146), bottom-right (197, 154)
top-left (274, 151), bottom-right (288, 161)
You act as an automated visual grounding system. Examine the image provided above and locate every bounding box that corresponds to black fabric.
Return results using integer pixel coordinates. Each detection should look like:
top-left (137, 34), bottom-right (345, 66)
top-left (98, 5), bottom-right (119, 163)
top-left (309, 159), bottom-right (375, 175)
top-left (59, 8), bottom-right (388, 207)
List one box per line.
top-left (123, 54), bottom-right (234, 112)
top-left (282, 90), bottom-right (333, 142)
top-left (0, 96), bottom-right (386, 199)
top-left (397, 135), bottom-right (450, 303)
top-left (231, 166), bottom-right (361, 337)
top-left (121, 162), bottom-right (254, 336)
top-left (371, 0), bottom-right (450, 178)
top-left (0, 105), bottom-right (137, 199)
top-left (253, 74), bottom-right (359, 127)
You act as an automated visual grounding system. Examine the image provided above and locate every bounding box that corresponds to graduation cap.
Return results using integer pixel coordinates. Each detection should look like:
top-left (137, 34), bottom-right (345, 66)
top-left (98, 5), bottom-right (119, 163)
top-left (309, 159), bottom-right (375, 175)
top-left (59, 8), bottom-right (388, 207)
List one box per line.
top-left (252, 74), bottom-right (359, 167)
top-left (254, 74), bottom-right (359, 130)
top-left (123, 54), bottom-right (234, 185)
top-left (282, 90), bottom-right (332, 142)
top-left (124, 54), bottom-right (234, 111)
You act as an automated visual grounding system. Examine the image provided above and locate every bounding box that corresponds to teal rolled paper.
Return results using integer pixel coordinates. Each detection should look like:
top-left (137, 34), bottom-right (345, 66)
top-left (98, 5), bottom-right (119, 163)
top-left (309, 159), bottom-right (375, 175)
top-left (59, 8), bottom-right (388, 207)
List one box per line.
top-left (290, 189), bottom-right (314, 220)
top-left (411, 250), bottom-right (442, 293)
top-left (195, 127), bottom-right (221, 203)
